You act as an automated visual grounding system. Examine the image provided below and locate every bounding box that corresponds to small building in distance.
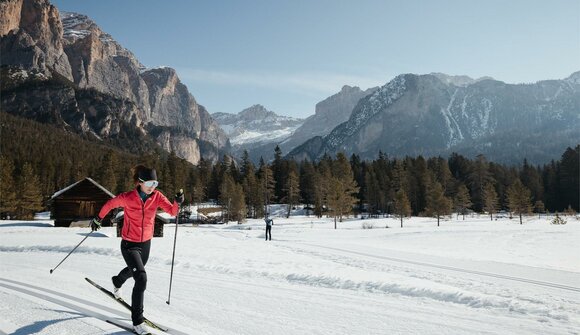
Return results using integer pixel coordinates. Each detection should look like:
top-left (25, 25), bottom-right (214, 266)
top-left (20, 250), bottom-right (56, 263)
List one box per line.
top-left (50, 178), bottom-right (115, 227)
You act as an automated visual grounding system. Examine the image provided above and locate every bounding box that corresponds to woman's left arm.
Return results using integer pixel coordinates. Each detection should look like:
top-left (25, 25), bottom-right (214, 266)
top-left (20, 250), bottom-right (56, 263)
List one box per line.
top-left (158, 192), bottom-right (179, 216)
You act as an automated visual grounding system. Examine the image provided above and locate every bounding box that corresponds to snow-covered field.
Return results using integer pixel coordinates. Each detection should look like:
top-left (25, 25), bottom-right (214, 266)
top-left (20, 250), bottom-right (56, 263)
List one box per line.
top-left (1, 213), bottom-right (579, 335)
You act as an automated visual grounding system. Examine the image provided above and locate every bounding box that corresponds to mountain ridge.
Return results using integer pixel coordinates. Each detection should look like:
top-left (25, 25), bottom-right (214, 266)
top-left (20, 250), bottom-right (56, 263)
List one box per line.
top-left (0, 0), bottom-right (229, 164)
top-left (288, 72), bottom-right (580, 165)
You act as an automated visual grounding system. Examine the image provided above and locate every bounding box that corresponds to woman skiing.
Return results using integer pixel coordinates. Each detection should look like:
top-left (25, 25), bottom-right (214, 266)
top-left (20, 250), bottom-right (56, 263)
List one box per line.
top-left (90, 165), bottom-right (184, 334)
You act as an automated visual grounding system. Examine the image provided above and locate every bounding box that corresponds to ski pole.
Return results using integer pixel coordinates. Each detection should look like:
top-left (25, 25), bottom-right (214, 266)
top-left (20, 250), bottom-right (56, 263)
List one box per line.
top-left (166, 192), bottom-right (182, 305)
top-left (50, 229), bottom-right (94, 274)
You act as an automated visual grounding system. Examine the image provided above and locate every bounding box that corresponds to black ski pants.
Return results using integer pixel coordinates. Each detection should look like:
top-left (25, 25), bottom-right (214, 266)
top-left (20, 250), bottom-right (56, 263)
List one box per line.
top-left (112, 239), bottom-right (151, 326)
top-left (265, 225), bottom-right (272, 240)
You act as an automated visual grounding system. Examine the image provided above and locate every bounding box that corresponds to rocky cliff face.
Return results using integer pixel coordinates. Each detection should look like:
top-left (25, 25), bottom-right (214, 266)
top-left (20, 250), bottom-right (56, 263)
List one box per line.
top-left (0, 0), bottom-right (229, 164)
top-left (279, 85), bottom-right (378, 154)
top-left (289, 73), bottom-right (580, 164)
top-left (220, 86), bottom-right (378, 162)
top-left (1, 0), bottom-right (72, 81)
top-left (60, 11), bottom-right (150, 117)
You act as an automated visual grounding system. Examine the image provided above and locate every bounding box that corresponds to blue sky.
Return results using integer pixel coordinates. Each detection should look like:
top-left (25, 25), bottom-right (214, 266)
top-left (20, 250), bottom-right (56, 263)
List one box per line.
top-left (51, 0), bottom-right (580, 118)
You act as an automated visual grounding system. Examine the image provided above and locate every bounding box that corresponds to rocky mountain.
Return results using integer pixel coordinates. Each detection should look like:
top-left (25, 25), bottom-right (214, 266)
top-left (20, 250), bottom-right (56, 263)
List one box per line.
top-left (278, 85), bottom-right (378, 154)
top-left (212, 104), bottom-right (303, 158)
top-left (289, 72), bottom-right (580, 165)
top-left (0, 0), bottom-right (229, 164)
top-left (232, 86), bottom-right (378, 162)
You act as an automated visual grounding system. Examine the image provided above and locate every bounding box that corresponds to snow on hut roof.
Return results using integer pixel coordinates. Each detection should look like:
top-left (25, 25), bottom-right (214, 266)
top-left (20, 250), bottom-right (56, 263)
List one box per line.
top-left (50, 177), bottom-right (115, 199)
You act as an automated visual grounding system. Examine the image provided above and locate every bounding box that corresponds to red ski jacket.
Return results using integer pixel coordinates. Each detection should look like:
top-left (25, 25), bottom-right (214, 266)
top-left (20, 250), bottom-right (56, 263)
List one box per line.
top-left (98, 189), bottom-right (178, 242)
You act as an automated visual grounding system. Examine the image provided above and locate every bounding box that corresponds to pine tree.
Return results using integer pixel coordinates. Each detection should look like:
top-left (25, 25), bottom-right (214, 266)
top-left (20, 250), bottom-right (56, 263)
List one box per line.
top-left (17, 163), bottom-right (44, 219)
top-left (272, 145), bottom-right (286, 201)
top-left (372, 155), bottom-right (391, 216)
top-left (407, 156), bottom-right (430, 215)
top-left (482, 182), bottom-right (499, 220)
top-left (299, 161), bottom-right (316, 216)
top-left (453, 183), bottom-right (472, 220)
top-left (243, 170), bottom-right (261, 218)
top-left (230, 183), bottom-right (247, 224)
top-left (350, 153), bottom-right (365, 213)
top-left (425, 181), bottom-right (452, 227)
top-left (394, 188), bottom-right (411, 228)
top-left (283, 169), bottom-right (300, 218)
top-left (364, 166), bottom-right (381, 217)
top-left (534, 200), bottom-right (545, 218)
top-left (506, 179), bottom-right (532, 225)
top-left (542, 161), bottom-right (559, 211)
top-left (520, 159), bottom-right (544, 205)
top-left (468, 155), bottom-right (494, 212)
top-left (97, 150), bottom-right (117, 192)
top-left (258, 162), bottom-right (275, 217)
top-left (219, 174), bottom-right (236, 223)
top-left (327, 153), bottom-right (359, 228)
top-left (241, 150), bottom-right (252, 178)
top-left (313, 170), bottom-right (326, 218)
top-left (0, 156), bottom-right (17, 218)
top-left (197, 158), bottom-right (212, 202)
top-left (559, 146), bottom-right (579, 211)
top-left (326, 176), bottom-right (359, 229)
top-left (208, 162), bottom-right (222, 201)
top-left (429, 156), bottom-right (454, 192)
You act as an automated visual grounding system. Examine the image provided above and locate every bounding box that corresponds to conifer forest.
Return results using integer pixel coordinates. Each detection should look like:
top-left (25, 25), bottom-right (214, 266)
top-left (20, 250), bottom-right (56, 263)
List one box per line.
top-left (1, 112), bottom-right (578, 221)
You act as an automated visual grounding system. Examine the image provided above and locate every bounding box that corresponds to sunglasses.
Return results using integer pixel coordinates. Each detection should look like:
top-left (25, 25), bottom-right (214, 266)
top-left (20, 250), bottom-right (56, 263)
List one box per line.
top-left (139, 179), bottom-right (159, 187)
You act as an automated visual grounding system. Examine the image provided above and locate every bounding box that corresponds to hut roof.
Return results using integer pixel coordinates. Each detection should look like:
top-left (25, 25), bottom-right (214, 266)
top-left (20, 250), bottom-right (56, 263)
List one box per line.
top-left (50, 177), bottom-right (115, 199)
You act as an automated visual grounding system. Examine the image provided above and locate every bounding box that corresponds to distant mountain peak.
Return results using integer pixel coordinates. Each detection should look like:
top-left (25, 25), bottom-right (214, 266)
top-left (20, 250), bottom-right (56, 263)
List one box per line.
top-left (429, 72), bottom-right (495, 87)
top-left (239, 104), bottom-right (276, 119)
top-left (565, 71), bottom-right (580, 85)
top-left (212, 106), bottom-right (304, 147)
top-left (60, 11), bottom-right (146, 71)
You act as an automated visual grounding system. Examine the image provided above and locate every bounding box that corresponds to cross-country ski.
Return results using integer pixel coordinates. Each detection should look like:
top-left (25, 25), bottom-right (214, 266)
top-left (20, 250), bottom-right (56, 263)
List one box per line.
top-left (86, 277), bottom-right (168, 332)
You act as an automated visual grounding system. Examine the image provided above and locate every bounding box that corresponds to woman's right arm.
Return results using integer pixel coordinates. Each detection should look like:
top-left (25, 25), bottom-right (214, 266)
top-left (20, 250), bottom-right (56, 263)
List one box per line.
top-left (97, 194), bottom-right (126, 219)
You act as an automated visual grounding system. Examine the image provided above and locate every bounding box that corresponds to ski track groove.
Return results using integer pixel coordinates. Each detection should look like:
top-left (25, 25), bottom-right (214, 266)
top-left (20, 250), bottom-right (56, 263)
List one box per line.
top-left (0, 278), bottom-right (191, 335)
top-left (0, 280), bottom-right (117, 334)
top-left (292, 242), bottom-right (580, 293)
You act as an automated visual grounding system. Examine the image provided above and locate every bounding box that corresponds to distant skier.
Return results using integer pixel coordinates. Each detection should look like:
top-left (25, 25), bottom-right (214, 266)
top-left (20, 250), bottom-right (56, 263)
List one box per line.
top-left (90, 165), bottom-right (184, 335)
top-left (265, 217), bottom-right (273, 241)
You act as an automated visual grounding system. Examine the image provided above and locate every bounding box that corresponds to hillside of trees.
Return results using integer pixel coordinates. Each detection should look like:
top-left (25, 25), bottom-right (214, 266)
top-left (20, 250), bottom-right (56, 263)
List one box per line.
top-left (1, 112), bottom-right (578, 221)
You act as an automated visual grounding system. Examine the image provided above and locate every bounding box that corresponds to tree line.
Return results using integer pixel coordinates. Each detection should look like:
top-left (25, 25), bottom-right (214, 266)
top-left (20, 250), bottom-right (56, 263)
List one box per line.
top-left (1, 112), bottom-right (578, 222)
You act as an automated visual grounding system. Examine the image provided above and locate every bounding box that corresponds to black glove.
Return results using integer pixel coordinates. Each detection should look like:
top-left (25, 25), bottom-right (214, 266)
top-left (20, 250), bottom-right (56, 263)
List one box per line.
top-left (175, 189), bottom-right (184, 205)
top-left (90, 217), bottom-right (102, 231)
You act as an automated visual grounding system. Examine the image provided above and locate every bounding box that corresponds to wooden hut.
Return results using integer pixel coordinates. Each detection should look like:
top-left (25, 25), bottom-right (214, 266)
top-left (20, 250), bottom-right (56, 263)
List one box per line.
top-left (50, 178), bottom-right (115, 227)
top-left (113, 212), bottom-right (167, 237)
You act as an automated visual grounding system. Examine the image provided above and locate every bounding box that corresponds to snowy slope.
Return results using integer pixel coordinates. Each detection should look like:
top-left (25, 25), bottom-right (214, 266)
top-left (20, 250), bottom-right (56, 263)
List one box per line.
top-left (1, 214), bottom-right (579, 334)
top-left (212, 105), bottom-right (304, 146)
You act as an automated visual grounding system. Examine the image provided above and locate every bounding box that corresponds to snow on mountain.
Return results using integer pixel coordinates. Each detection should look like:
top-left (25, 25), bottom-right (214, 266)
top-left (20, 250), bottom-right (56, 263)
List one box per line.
top-left (60, 11), bottom-right (146, 71)
top-left (1, 215), bottom-right (579, 334)
top-left (289, 72), bottom-right (580, 164)
top-left (212, 104), bottom-right (304, 146)
top-left (430, 72), bottom-right (494, 87)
